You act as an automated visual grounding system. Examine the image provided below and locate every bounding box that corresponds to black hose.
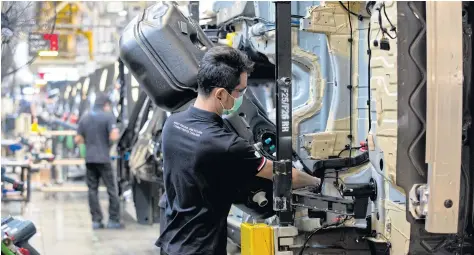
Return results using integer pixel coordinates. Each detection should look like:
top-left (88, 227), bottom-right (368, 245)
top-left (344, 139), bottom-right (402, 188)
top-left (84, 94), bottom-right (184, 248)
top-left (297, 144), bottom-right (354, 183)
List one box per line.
top-left (338, 1), bottom-right (370, 20)
top-left (367, 20), bottom-right (372, 132)
top-left (378, 4), bottom-right (397, 40)
top-left (348, 2), bottom-right (354, 159)
top-left (383, 4), bottom-right (396, 30)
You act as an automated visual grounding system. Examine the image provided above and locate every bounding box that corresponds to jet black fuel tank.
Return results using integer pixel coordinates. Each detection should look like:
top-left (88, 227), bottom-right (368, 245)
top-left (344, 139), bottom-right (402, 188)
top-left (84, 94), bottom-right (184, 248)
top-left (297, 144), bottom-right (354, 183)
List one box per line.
top-left (119, 2), bottom-right (213, 112)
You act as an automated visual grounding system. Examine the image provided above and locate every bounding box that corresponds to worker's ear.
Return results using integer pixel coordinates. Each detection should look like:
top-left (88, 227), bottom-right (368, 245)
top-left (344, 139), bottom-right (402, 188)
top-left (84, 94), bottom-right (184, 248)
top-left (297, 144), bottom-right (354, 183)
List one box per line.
top-left (214, 88), bottom-right (227, 101)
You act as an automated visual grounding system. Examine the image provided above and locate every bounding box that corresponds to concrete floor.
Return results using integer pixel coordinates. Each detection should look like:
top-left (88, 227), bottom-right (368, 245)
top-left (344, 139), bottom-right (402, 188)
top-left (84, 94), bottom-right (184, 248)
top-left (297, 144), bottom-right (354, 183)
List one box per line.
top-left (1, 188), bottom-right (161, 255)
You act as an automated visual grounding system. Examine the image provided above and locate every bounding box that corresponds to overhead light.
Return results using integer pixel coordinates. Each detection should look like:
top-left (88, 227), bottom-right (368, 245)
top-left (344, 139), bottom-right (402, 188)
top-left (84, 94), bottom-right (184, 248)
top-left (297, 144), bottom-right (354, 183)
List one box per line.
top-left (100, 70), bottom-right (108, 91)
top-left (118, 10), bottom-right (128, 17)
top-left (38, 51), bottom-right (59, 57)
top-left (35, 79), bottom-right (47, 86)
top-left (22, 87), bottom-right (35, 95)
top-left (107, 2), bottom-right (124, 13)
top-left (41, 68), bottom-right (80, 81)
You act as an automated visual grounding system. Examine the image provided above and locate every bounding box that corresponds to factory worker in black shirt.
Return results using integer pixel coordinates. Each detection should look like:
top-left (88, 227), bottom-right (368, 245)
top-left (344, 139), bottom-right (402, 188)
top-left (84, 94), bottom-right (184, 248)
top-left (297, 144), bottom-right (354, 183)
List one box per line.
top-left (75, 93), bottom-right (122, 230)
top-left (156, 46), bottom-right (321, 255)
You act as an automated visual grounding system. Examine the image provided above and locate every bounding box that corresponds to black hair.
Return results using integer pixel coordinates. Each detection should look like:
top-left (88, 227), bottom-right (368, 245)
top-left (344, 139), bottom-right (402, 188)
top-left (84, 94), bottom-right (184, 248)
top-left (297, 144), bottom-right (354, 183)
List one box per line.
top-left (197, 46), bottom-right (254, 96)
top-left (94, 92), bottom-right (111, 108)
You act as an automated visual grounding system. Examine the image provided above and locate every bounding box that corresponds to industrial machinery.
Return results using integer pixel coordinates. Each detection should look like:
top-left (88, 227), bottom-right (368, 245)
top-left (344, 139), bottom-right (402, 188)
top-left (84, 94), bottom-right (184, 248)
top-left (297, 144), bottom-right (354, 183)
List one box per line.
top-left (119, 1), bottom-right (473, 254)
top-left (115, 91), bottom-right (167, 224)
top-left (1, 216), bottom-right (40, 255)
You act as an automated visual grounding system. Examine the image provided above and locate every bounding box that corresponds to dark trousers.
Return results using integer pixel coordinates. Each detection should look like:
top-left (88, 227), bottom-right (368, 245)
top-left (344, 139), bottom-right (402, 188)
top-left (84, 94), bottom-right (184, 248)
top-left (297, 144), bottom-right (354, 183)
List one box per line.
top-left (85, 163), bottom-right (120, 222)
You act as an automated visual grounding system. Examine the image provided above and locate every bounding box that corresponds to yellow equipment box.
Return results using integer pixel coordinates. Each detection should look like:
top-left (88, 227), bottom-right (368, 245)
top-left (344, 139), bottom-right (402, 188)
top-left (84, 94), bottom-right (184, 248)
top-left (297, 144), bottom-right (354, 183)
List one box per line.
top-left (241, 223), bottom-right (274, 255)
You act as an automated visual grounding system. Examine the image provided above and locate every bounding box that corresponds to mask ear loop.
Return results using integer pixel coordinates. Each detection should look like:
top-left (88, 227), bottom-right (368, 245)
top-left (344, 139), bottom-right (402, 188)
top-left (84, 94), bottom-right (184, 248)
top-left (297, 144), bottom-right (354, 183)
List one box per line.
top-left (215, 89), bottom-right (226, 114)
top-left (213, 87), bottom-right (238, 115)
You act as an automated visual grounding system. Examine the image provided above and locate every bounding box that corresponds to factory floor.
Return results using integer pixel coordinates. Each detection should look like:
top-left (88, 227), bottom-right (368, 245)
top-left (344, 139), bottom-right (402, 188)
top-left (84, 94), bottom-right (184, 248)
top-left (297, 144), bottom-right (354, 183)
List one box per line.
top-left (1, 185), bottom-right (161, 255)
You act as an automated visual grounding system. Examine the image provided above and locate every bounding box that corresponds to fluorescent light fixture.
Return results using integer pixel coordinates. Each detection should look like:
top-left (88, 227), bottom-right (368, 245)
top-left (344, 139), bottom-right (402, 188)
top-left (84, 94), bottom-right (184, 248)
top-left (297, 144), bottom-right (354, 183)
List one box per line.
top-left (118, 10), bottom-right (128, 16)
top-left (35, 79), bottom-right (47, 86)
top-left (107, 2), bottom-right (125, 13)
top-left (42, 69), bottom-right (80, 81)
top-left (115, 61), bottom-right (120, 80)
top-left (22, 87), bottom-right (35, 95)
top-left (38, 51), bottom-right (59, 57)
top-left (131, 76), bottom-right (139, 87)
top-left (131, 76), bottom-right (140, 101)
top-left (82, 78), bottom-right (90, 95)
top-left (132, 88), bottom-right (139, 101)
top-left (100, 70), bottom-right (108, 91)
top-left (65, 86), bottom-right (72, 99)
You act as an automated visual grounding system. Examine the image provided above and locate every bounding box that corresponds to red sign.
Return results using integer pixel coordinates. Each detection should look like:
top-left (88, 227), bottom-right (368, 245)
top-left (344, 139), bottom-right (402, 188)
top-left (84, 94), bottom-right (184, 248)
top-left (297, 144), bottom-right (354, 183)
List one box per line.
top-left (43, 33), bottom-right (59, 51)
top-left (29, 33), bottom-right (59, 55)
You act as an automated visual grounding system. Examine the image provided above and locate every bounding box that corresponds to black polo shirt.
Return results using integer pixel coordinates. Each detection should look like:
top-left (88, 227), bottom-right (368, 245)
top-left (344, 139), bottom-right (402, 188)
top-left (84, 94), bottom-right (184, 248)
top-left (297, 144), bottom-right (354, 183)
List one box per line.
top-left (156, 106), bottom-right (266, 255)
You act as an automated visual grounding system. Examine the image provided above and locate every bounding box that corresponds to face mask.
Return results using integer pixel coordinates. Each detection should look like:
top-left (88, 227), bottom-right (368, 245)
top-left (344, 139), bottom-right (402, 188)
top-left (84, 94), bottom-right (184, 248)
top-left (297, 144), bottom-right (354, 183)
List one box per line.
top-left (219, 91), bottom-right (244, 115)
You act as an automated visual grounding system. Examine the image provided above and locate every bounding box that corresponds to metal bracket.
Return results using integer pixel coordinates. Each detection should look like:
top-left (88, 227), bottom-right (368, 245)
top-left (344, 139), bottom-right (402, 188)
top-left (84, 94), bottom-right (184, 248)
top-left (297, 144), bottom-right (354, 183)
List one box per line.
top-left (292, 189), bottom-right (355, 216)
top-left (425, 1), bottom-right (463, 234)
top-left (408, 184), bottom-right (428, 219)
top-left (273, 225), bottom-right (298, 255)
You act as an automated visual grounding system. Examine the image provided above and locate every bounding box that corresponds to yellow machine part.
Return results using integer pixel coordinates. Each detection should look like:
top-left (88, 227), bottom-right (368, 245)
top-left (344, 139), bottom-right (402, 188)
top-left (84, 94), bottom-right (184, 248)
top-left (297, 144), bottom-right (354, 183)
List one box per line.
top-left (226, 32), bottom-right (236, 47)
top-left (241, 223), bottom-right (274, 255)
top-left (31, 122), bottom-right (39, 132)
top-left (31, 123), bottom-right (47, 133)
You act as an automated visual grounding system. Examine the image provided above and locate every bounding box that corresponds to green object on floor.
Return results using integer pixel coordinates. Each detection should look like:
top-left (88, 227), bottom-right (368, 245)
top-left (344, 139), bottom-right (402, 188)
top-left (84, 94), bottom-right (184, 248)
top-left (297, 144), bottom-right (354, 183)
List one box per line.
top-left (1, 242), bottom-right (15, 255)
top-left (79, 144), bottom-right (86, 158)
top-left (66, 136), bottom-right (74, 150)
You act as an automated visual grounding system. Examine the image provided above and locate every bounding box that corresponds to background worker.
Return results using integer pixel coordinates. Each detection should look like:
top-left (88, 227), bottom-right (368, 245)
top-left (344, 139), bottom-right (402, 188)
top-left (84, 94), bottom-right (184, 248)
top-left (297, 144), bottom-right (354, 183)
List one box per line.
top-left (156, 46), bottom-right (320, 255)
top-left (75, 93), bottom-right (122, 229)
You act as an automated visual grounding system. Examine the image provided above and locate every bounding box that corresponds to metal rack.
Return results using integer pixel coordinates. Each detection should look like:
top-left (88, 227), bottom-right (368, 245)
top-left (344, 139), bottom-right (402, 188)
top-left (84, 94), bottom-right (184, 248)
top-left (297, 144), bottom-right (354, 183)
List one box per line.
top-left (1, 159), bottom-right (33, 203)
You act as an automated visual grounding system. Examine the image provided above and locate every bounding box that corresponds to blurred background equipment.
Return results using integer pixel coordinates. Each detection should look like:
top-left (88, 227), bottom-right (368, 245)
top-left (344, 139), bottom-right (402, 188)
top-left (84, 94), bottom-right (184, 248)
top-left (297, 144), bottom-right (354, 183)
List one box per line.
top-left (1, 216), bottom-right (39, 255)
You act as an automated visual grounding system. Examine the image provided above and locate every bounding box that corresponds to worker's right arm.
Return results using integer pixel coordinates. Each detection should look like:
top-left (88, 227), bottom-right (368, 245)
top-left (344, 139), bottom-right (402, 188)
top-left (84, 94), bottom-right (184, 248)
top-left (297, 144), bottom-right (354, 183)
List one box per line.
top-left (75, 118), bottom-right (85, 144)
top-left (30, 101), bottom-right (38, 124)
top-left (228, 137), bottom-right (320, 189)
top-left (107, 114), bottom-right (120, 142)
top-left (257, 160), bottom-right (320, 189)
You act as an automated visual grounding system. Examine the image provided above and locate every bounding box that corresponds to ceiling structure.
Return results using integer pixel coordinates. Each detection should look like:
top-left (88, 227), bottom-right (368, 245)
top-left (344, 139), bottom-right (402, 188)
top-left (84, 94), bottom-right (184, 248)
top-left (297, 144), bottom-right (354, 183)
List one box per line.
top-left (2, 1), bottom-right (155, 88)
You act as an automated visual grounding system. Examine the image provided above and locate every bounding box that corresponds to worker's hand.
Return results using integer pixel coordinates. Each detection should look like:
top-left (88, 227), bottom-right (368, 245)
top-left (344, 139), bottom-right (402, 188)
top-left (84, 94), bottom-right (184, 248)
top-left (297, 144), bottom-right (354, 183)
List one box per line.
top-left (292, 168), bottom-right (322, 189)
top-left (312, 176), bottom-right (321, 187)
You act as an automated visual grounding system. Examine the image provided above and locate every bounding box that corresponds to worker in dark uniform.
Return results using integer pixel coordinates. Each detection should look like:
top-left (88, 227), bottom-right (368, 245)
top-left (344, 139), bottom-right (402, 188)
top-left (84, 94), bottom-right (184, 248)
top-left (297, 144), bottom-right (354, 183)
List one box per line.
top-left (74, 93), bottom-right (122, 230)
top-left (156, 46), bottom-right (320, 255)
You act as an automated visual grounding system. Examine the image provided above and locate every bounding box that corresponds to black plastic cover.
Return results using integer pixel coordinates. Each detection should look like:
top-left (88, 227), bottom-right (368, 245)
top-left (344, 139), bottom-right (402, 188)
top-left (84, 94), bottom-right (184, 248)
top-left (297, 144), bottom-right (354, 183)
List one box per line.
top-left (120, 2), bottom-right (213, 112)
